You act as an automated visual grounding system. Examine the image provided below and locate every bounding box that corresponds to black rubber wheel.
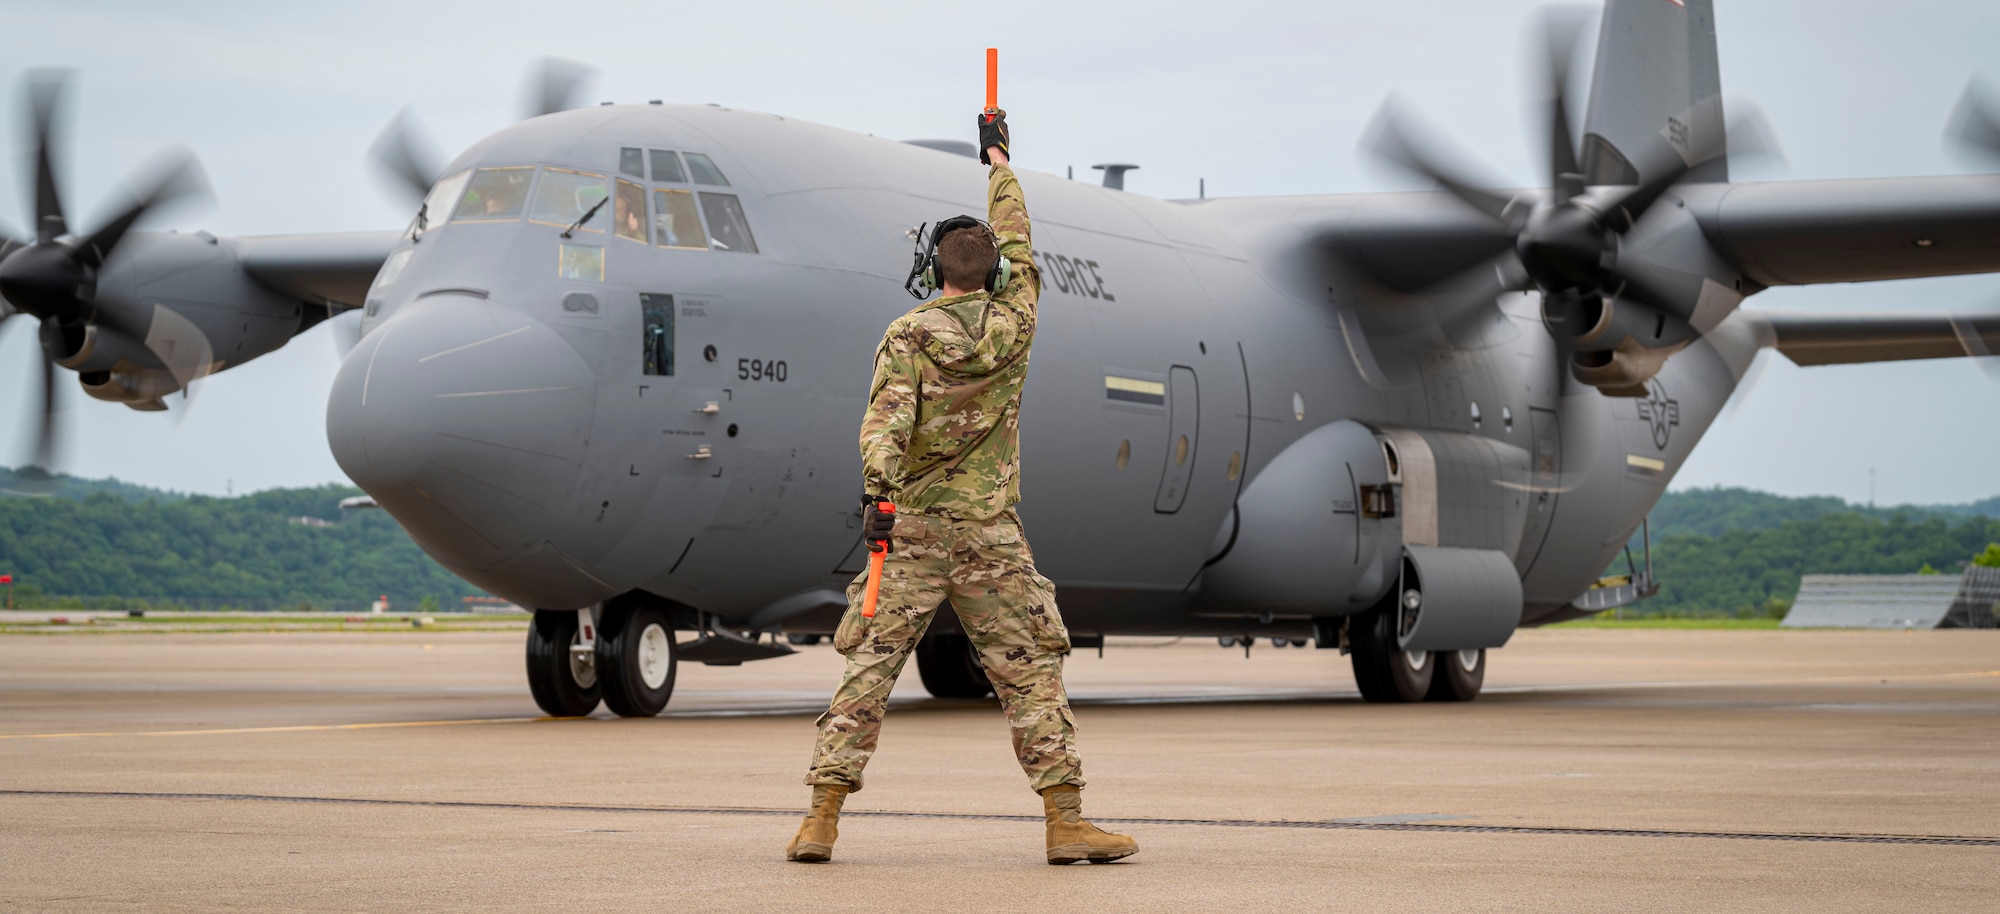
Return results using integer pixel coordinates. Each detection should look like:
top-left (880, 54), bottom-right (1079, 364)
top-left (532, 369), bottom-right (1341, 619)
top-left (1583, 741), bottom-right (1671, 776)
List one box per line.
top-left (1349, 608), bottom-right (1434, 703)
top-left (786, 633), bottom-right (823, 646)
top-left (1425, 648), bottom-right (1486, 702)
top-left (526, 610), bottom-right (601, 717)
top-left (597, 599), bottom-right (678, 718)
top-left (915, 633), bottom-right (994, 699)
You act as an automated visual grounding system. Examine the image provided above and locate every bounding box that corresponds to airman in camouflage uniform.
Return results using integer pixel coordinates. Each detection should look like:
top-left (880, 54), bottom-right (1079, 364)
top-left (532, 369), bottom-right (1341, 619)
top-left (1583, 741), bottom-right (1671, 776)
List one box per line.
top-left (788, 112), bottom-right (1138, 866)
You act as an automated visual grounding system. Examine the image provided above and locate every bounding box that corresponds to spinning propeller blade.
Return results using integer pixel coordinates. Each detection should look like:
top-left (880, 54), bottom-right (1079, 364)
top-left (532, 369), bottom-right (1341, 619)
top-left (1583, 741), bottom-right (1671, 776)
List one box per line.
top-left (367, 109), bottom-right (442, 207)
top-left (520, 58), bottom-right (595, 121)
top-left (0, 71), bottom-right (214, 470)
top-left (1947, 76), bottom-right (2000, 168)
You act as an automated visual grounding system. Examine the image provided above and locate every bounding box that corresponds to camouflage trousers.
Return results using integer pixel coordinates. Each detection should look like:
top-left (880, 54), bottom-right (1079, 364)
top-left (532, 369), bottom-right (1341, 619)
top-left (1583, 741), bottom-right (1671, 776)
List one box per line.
top-left (806, 510), bottom-right (1084, 794)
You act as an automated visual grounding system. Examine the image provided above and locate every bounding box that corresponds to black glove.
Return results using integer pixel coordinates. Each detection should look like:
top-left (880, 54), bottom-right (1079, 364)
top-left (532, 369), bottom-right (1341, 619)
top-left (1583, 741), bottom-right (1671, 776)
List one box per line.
top-left (862, 496), bottom-right (897, 551)
top-left (978, 108), bottom-right (1010, 165)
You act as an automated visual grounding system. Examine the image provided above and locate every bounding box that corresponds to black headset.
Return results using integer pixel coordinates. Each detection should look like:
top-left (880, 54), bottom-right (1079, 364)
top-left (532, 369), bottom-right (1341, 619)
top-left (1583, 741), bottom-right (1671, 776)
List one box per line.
top-left (903, 215), bottom-right (1011, 300)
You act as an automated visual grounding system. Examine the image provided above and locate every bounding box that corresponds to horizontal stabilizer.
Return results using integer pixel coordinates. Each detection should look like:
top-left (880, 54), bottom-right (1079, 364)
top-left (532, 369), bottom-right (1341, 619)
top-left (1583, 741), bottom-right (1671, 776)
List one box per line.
top-left (1762, 311), bottom-right (2000, 366)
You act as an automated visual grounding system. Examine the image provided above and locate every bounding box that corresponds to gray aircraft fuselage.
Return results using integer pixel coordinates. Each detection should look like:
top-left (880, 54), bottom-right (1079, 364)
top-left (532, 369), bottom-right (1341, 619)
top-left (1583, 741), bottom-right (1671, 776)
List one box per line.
top-left (321, 102), bottom-right (1727, 638)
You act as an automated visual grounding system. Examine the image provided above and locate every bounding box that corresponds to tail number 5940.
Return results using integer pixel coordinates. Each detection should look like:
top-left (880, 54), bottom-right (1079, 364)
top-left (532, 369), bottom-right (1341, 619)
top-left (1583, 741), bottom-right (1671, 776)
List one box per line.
top-left (738, 358), bottom-right (788, 382)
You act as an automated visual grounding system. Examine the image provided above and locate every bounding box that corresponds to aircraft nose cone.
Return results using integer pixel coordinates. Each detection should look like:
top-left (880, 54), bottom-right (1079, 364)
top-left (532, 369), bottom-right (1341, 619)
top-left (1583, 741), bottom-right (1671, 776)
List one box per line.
top-left (327, 295), bottom-right (595, 575)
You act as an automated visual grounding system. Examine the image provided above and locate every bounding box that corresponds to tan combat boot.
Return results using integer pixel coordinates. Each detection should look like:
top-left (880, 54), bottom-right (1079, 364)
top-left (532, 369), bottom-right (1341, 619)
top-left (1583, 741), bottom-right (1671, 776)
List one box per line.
top-left (785, 785), bottom-right (848, 862)
top-left (1040, 785), bottom-right (1138, 864)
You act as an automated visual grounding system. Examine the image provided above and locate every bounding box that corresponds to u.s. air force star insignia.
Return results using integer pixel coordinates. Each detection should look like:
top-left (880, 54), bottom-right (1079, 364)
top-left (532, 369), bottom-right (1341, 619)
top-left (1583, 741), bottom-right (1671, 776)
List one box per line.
top-left (1635, 378), bottom-right (1680, 450)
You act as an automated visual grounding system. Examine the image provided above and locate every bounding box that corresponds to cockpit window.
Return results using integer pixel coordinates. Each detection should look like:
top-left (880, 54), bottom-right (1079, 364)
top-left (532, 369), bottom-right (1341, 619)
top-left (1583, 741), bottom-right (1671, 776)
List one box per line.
top-left (413, 169), bottom-right (470, 236)
top-left (699, 192), bottom-right (758, 253)
top-left (619, 147), bottom-right (645, 179)
top-left (613, 179), bottom-right (647, 243)
top-left (452, 167), bottom-right (534, 222)
top-left (649, 149), bottom-right (686, 183)
top-left (529, 167), bottom-right (609, 229)
top-left (653, 189), bottom-right (707, 249)
top-left (684, 152), bottom-right (730, 186)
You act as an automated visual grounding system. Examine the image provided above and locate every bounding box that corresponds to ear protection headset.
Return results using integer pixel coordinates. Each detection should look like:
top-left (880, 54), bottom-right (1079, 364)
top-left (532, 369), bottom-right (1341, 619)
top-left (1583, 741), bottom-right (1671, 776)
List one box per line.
top-left (904, 215), bottom-right (1011, 300)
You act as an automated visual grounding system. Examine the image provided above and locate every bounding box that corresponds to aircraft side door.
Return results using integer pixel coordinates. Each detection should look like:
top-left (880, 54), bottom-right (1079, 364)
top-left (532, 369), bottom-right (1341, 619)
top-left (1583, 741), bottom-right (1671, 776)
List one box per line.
top-left (1154, 366), bottom-right (1199, 513)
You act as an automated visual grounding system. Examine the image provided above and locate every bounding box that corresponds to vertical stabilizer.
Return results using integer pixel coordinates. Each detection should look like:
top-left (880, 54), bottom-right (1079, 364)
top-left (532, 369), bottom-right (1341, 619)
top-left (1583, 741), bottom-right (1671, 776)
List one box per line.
top-left (1580, 0), bottom-right (1726, 185)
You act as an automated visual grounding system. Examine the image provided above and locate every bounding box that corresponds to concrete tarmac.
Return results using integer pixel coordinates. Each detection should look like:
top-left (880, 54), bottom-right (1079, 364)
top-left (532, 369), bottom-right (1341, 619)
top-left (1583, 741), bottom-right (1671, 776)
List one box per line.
top-left (1, 627), bottom-right (1995, 912)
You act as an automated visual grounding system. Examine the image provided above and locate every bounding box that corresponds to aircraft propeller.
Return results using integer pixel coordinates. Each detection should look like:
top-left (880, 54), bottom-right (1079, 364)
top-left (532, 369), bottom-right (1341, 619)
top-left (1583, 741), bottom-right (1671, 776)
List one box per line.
top-left (0, 69), bottom-right (212, 475)
top-left (1947, 76), bottom-right (2000, 168)
top-left (369, 57), bottom-right (597, 208)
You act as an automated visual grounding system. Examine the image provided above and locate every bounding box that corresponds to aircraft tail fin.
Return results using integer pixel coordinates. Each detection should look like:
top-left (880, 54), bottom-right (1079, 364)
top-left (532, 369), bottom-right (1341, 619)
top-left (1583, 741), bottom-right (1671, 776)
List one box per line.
top-left (1580, 0), bottom-right (1727, 185)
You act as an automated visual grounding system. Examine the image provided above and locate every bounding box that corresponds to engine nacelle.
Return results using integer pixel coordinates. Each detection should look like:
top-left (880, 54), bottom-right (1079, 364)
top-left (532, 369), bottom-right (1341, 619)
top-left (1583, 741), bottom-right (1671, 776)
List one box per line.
top-left (79, 361), bottom-right (182, 411)
top-left (1200, 420), bottom-right (1402, 615)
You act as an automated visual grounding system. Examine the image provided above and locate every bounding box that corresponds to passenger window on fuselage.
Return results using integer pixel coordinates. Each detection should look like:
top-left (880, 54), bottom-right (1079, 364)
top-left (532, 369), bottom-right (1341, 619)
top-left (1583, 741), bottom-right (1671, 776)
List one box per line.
top-left (614, 179), bottom-right (647, 243)
top-left (619, 147), bottom-right (645, 179)
top-left (653, 189), bottom-right (707, 249)
top-left (684, 152), bottom-right (729, 186)
top-left (529, 167), bottom-right (609, 229)
top-left (641, 293), bottom-right (674, 376)
top-left (649, 149), bottom-right (687, 183)
top-left (452, 167), bottom-right (534, 222)
top-left (699, 192), bottom-right (758, 253)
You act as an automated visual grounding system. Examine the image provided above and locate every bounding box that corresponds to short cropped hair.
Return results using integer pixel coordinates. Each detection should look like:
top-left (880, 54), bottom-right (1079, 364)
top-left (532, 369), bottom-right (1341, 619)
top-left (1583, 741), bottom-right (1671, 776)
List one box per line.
top-left (936, 225), bottom-right (997, 293)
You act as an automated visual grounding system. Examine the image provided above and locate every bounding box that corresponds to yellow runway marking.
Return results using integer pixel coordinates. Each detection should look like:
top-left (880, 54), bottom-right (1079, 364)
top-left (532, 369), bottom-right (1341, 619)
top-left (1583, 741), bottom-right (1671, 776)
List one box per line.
top-left (0, 716), bottom-right (557, 741)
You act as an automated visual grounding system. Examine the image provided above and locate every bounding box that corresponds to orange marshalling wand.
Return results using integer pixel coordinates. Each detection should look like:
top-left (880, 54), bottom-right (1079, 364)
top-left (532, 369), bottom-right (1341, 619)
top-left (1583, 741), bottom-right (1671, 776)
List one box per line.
top-left (860, 502), bottom-right (896, 618)
top-left (985, 48), bottom-right (999, 112)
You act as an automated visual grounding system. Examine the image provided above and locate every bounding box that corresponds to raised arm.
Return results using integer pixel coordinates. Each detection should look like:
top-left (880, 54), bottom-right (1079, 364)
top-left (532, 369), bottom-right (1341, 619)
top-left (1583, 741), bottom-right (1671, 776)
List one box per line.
top-left (980, 110), bottom-right (1038, 317)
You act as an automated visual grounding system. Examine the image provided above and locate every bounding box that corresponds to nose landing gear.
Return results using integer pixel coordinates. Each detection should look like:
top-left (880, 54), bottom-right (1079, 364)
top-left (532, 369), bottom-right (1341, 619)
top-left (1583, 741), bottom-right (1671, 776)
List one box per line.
top-left (597, 599), bottom-right (679, 717)
top-left (526, 609), bottom-right (602, 717)
top-left (527, 600), bottom-right (683, 718)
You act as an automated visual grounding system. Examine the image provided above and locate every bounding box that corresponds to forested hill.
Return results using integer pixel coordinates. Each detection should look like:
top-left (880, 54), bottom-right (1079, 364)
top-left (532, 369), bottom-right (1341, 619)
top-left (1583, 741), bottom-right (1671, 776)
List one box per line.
top-left (0, 469), bottom-right (473, 610)
top-left (1, 469), bottom-right (1996, 614)
top-left (1618, 486), bottom-right (2000, 615)
top-left (1644, 486), bottom-right (2000, 540)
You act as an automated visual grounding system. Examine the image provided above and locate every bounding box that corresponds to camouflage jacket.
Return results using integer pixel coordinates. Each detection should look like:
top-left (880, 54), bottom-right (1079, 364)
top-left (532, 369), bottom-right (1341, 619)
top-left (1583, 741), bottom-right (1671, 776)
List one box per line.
top-left (859, 163), bottom-right (1039, 520)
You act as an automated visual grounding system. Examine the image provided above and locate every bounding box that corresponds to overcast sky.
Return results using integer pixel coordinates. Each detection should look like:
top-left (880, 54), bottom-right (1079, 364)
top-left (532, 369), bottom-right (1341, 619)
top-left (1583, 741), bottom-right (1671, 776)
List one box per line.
top-left (2, 0), bottom-right (1997, 505)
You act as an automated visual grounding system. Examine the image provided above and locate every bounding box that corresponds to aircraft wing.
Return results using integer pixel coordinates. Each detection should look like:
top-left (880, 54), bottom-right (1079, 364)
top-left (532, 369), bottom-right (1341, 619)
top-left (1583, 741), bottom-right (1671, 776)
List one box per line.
top-left (1757, 310), bottom-right (2000, 366)
top-left (236, 230), bottom-right (401, 311)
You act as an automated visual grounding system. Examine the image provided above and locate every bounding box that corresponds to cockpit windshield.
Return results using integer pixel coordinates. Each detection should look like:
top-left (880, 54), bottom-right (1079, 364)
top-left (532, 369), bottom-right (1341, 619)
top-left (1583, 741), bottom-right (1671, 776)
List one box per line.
top-left (412, 170), bottom-right (470, 236)
top-left (529, 168), bottom-right (610, 229)
top-left (613, 179), bottom-right (647, 243)
top-left (452, 167), bottom-right (534, 222)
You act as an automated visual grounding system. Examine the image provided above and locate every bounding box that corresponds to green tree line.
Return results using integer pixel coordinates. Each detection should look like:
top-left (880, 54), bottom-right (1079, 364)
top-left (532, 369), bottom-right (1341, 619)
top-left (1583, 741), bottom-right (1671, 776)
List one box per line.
top-left (2, 469), bottom-right (1995, 615)
top-left (0, 475), bottom-right (475, 609)
top-left (1620, 501), bottom-right (2000, 616)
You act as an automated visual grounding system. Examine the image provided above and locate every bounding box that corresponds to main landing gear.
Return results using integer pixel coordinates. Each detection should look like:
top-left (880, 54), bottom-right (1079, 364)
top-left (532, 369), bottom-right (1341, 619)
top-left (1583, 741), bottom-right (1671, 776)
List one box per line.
top-left (1347, 604), bottom-right (1486, 703)
top-left (525, 598), bottom-right (680, 718)
top-left (915, 632), bottom-right (995, 699)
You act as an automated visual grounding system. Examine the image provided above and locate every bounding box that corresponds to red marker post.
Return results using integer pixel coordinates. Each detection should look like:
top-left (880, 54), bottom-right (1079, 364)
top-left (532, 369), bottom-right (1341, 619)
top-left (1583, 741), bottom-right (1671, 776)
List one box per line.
top-left (1, 574), bottom-right (12, 610)
top-left (860, 503), bottom-right (896, 619)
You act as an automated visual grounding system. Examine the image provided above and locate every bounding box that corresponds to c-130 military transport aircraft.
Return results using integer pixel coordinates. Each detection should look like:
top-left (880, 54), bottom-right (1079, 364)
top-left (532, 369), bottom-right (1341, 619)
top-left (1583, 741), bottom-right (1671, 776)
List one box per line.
top-left (4, 0), bottom-right (1998, 715)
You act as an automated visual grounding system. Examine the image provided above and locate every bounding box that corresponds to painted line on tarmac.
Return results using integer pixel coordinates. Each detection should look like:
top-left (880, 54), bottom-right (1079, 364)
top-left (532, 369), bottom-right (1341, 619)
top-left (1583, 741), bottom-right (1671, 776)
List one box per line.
top-left (0, 668), bottom-right (1992, 740)
top-left (3, 789), bottom-right (1996, 848)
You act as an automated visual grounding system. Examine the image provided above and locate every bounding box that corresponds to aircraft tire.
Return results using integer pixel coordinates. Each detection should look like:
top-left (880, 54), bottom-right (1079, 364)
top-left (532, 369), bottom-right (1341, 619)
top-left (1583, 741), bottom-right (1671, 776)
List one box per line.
top-left (526, 610), bottom-right (602, 717)
top-left (1349, 608), bottom-right (1434, 703)
top-left (915, 633), bottom-right (994, 699)
top-left (597, 601), bottom-right (678, 718)
top-left (1425, 648), bottom-right (1486, 702)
